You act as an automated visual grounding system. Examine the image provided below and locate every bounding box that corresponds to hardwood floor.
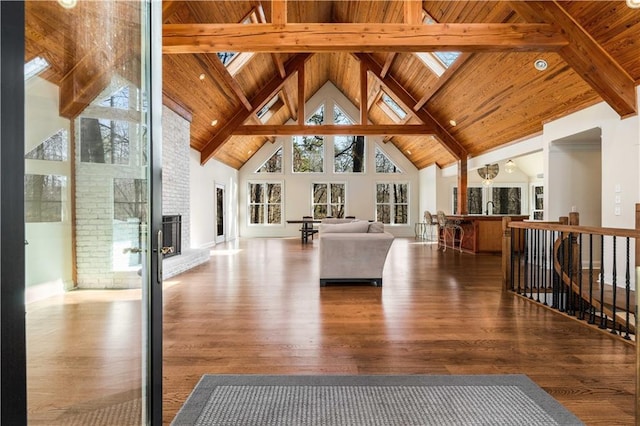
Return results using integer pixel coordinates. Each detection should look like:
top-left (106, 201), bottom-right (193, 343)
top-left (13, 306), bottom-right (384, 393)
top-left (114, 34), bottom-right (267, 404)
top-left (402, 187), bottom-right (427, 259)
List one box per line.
top-left (26, 237), bottom-right (636, 425)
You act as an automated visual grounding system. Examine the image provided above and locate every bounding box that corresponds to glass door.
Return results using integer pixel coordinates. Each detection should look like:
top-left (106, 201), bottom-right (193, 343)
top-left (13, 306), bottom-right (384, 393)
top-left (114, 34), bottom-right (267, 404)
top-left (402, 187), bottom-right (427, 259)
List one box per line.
top-left (216, 184), bottom-right (225, 243)
top-left (23, 1), bottom-right (160, 424)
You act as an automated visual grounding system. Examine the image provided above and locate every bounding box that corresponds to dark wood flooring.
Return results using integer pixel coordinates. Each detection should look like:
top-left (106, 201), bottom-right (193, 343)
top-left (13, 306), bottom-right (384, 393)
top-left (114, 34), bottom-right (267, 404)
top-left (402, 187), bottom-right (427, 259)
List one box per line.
top-left (163, 237), bottom-right (635, 425)
top-left (25, 237), bottom-right (636, 424)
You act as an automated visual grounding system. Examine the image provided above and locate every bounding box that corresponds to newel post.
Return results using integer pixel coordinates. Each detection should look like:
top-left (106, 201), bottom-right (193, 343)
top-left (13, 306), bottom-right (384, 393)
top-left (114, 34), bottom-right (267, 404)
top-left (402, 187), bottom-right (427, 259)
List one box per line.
top-left (502, 217), bottom-right (512, 291)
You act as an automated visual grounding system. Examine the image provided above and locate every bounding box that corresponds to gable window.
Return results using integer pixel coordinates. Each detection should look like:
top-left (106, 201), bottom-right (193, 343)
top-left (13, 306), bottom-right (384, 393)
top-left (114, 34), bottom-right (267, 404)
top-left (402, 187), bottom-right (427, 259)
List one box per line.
top-left (248, 182), bottom-right (282, 225)
top-left (293, 105), bottom-right (324, 173)
top-left (256, 147), bottom-right (283, 173)
top-left (25, 174), bottom-right (66, 223)
top-left (312, 183), bottom-right (345, 219)
top-left (376, 182), bottom-right (408, 225)
top-left (375, 147), bottom-right (402, 173)
top-left (25, 129), bottom-right (68, 161)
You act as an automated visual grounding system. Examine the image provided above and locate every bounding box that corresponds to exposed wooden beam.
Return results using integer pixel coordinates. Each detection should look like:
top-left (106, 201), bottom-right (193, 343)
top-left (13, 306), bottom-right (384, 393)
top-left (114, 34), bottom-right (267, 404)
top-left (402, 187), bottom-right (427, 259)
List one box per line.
top-left (272, 54), bottom-right (286, 78)
top-left (247, 114), bottom-right (276, 143)
top-left (367, 83), bottom-right (383, 111)
top-left (272, 0), bottom-right (287, 26)
top-left (510, 0), bottom-right (636, 117)
top-left (457, 158), bottom-right (468, 215)
top-left (200, 53), bottom-right (312, 165)
top-left (414, 52), bottom-right (473, 111)
top-left (297, 65), bottom-right (305, 125)
top-left (162, 1), bottom-right (182, 23)
top-left (404, 0), bottom-right (422, 25)
top-left (355, 53), bottom-right (467, 160)
top-left (360, 61), bottom-right (368, 125)
top-left (59, 52), bottom-right (112, 119)
top-left (202, 54), bottom-right (252, 111)
top-left (254, 1), bottom-right (287, 80)
top-left (233, 124), bottom-right (436, 136)
top-left (163, 23), bottom-right (567, 54)
top-left (381, 53), bottom-right (396, 79)
top-left (281, 87), bottom-right (297, 121)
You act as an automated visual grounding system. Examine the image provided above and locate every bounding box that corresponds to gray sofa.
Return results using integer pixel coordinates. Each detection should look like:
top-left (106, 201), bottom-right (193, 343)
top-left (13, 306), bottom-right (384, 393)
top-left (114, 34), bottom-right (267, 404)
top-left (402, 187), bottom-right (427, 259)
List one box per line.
top-left (318, 219), bottom-right (394, 287)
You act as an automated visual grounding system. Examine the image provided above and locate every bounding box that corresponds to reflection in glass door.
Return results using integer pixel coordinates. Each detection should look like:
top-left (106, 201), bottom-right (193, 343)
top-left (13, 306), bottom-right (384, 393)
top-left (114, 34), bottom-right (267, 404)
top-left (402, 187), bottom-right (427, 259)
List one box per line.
top-left (24, 1), bottom-right (156, 424)
top-left (216, 184), bottom-right (225, 243)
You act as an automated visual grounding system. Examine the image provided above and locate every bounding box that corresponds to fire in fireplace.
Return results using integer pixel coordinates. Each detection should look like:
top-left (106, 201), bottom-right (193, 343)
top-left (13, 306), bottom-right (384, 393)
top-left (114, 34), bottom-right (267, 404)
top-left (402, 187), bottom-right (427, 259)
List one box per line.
top-left (162, 215), bottom-right (181, 258)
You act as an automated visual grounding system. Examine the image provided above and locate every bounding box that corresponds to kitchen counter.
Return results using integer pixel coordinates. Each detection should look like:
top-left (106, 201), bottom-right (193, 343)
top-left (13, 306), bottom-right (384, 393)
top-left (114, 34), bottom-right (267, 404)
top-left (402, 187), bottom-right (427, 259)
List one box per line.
top-left (444, 214), bottom-right (529, 253)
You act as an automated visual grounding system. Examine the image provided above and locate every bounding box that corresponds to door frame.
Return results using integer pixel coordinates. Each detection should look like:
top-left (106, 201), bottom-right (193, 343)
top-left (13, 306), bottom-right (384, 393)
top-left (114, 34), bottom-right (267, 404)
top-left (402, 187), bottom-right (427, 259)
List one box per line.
top-left (215, 183), bottom-right (226, 244)
top-left (1, 2), bottom-right (28, 423)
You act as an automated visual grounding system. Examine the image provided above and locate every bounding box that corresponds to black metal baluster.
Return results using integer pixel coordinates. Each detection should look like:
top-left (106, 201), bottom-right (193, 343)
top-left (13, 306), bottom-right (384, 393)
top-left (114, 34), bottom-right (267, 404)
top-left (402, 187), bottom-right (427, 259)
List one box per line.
top-left (533, 228), bottom-right (538, 301)
top-left (588, 234), bottom-right (595, 324)
top-left (611, 236), bottom-right (617, 335)
top-left (552, 230), bottom-right (559, 310)
top-left (542, 229), bottom-right (548, 306)
top-left (578, 233), bottom-right (584, 320)
top-left (523, 229), bottom-right (529, 297)
top-left (517, 228), bottom-right (523, 294)
top-left (510, 227), bottom-right (515, 291)
top-left (599, 235), bottom-right (607, 329)
top-left (624, 237), bottom-right (631, 340)
top-left (567, 232), bottom-right (574, 316)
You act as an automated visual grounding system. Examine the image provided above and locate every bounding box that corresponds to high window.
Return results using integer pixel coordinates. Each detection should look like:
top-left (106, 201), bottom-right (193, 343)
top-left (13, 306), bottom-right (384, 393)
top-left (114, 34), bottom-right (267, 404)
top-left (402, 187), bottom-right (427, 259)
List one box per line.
top-left (293, 105), bottom-right (324, 173)
top-left (379, 92), bottom-right (407, 122)
top-left (256, 147), bottom-right (283, 173)
top-left (375, 147), bottom-right (402, 173)
top-left (80, 117), bottom-right (131, 164)
top-left (216, 11), bottom-right (256, 76)
top-left (248, 182), bottom-right (282, 225)
top-left (312, 183), bottom-right (345, 219)
top-left (376, 183), bottom-right (408, 224)
top-left (25, 129), bottom-right (68, 161)
top-left (333, 105), bottom-right (364, 173)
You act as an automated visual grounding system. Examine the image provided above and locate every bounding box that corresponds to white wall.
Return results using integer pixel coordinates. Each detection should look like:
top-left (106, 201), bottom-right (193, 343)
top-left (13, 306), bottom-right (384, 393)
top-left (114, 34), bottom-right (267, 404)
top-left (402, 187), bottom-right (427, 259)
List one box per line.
top-left (238, 82), bottom-right (419, 238)
top-left (190, 149), bottom-right (239, 248)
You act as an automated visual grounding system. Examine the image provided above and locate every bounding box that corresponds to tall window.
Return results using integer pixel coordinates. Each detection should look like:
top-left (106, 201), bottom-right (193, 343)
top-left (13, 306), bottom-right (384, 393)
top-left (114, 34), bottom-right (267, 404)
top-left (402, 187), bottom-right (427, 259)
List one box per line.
top-left (453, 187), bottom-right (483, 215)
top-left (376, 183), bottom-right (408, 224)
top-left (80, 117), bottom-right (131, 164)
top-left (25, 174), bottom-right (66, 223)
top-left (114, 178), bottom-right (147, 221)
top-left (333, 105), bottom-right (364, 173)
top-left (492, 187), bottom-right (522, 215)
top-left (248, 182), bottom-right (282, 225)
top-left (293, 105), bottom-right (324, 173)
top-left (312, 183), bottom-right (345, 219)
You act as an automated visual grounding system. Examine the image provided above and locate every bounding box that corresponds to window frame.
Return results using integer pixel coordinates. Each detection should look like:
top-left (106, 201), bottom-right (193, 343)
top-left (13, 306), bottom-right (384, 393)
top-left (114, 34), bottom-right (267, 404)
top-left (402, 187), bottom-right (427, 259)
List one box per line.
top-left (311, 182), bottom-right (346, 219)
top-left (247, 180), bottom-right (284, 226)
top-left (451, 183), bottom-right (527, 215)
top-left (375, 181), bottom-right (410, 225)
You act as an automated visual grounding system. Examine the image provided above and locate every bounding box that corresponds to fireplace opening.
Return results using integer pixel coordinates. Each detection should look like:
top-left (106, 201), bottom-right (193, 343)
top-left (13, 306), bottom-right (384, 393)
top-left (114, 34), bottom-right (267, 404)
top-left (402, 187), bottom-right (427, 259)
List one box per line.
top-left (162, 215), bottom-right (181, 258)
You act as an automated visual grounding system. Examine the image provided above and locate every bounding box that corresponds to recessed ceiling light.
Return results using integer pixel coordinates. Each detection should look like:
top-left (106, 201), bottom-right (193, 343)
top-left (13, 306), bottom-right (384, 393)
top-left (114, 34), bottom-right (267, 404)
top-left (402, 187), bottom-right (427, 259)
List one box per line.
top-left (406, 150), bottom-right (412, 155)
top-left (199, 73), bottom-right (206, 81)
top-left (627, 0), bottom-right (640, 8)
top-left (534, 59), bottom-right (548, 71)
top-left (248, 150), bottom-right (253, 155)
top-left (449, 120), bottom-right (457, 127)
top-left (58, 0), bottom-right (77, 8)
top-left (211, 119), bottom-right (218, 126)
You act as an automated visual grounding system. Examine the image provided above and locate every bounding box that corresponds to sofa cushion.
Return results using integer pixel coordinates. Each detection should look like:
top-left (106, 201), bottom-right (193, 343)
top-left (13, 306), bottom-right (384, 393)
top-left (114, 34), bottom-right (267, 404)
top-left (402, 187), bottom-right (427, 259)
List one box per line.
top-left (320, 220), bottom-right (370, 234)
top-left (368, 222), bottom-right (384, 233)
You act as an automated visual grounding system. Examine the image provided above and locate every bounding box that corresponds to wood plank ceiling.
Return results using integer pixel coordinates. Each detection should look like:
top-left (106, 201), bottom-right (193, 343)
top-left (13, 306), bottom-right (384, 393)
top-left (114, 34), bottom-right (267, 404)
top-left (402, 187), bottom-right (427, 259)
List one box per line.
top-left (25, 1), bottom-right (640, 170)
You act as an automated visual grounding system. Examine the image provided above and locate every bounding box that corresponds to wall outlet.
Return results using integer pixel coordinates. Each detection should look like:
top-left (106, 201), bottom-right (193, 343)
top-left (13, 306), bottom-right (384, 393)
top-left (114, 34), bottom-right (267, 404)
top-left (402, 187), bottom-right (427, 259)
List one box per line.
top-left (615, 206), bottom-right (621, 216)
top-left (615, 195), bottom-right (621, 204)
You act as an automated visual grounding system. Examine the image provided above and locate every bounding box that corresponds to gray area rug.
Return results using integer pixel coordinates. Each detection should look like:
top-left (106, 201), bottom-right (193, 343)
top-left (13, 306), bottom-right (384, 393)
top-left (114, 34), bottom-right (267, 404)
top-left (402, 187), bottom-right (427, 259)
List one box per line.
top-left (171, 375), bottom-right (583, 425)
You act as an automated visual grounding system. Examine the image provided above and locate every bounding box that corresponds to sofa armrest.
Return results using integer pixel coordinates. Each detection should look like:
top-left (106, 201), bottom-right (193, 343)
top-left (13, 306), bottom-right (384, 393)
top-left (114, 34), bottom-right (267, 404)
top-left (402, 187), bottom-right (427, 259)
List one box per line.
top-left (319, 232), bottom-right (394, 282)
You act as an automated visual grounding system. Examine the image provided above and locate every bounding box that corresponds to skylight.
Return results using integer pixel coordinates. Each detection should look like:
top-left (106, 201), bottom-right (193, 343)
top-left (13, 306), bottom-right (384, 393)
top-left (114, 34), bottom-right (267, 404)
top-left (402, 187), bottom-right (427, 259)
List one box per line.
top-left (381, 93), bottom-right (407, 120)
top-left (216, 11), bottom-right (256, 76)
top-left (416, 11), bottom-right (461, 77)
top-left (257, 95), bottom-right (279, 119)
top-left (24, 56), bottom-right (50, 81)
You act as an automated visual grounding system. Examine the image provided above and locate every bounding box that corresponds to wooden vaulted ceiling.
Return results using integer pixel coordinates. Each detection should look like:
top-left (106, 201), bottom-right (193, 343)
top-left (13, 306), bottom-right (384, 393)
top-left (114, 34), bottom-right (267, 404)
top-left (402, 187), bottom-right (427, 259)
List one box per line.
top-left (24, 1), bottom-right (640, 171)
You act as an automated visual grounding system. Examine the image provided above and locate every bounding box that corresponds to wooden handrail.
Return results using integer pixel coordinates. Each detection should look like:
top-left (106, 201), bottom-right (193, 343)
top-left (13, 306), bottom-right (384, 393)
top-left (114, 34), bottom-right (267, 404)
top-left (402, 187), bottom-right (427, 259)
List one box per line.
top-left (509, 221), bottom-right (640, 239)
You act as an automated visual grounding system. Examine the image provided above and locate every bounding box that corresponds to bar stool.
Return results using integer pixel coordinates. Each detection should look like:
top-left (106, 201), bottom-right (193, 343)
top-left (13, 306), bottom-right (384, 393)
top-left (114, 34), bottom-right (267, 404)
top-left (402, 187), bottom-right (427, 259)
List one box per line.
top-left (436, 211), bottom-right (464, 252)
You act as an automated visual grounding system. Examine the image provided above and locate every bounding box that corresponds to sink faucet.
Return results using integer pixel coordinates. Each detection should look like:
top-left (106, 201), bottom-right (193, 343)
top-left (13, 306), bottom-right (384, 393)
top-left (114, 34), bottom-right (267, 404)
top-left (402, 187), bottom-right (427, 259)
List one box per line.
top-left (485, 201), bottom-right (495, 215)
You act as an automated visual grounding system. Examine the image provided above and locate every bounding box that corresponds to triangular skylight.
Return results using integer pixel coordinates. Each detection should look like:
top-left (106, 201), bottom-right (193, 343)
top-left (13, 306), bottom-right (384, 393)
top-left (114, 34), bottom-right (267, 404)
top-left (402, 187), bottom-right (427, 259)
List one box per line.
top-left (380, 93), bottom-right (407, 121)
top-left (256, 147), bottom-right (283, 173)
top-left (25, 129), bottom-right (68, 161)
top-left (375, 147), bottom-right (402, 173)
top-left (257, 94), bottom-right (280, 122)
